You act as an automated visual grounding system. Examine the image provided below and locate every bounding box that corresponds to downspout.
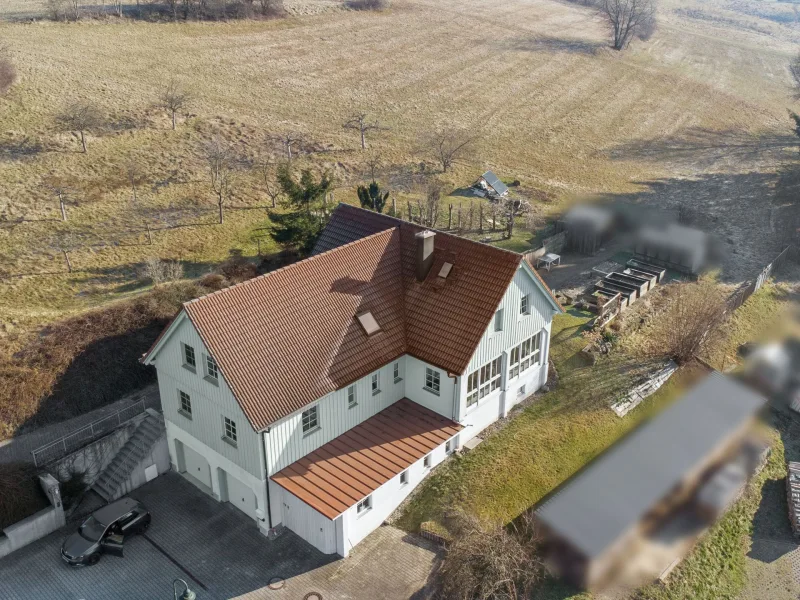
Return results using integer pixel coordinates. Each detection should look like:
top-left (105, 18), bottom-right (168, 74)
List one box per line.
top-left (448, 372), bottom-right (458, 422)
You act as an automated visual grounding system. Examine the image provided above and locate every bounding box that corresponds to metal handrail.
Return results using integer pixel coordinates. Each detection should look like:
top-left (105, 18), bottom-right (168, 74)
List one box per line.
top-left (31, 396), bottom-right (158, 467)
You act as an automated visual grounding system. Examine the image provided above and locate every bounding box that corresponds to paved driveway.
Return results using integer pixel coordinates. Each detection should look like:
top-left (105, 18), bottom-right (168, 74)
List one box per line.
top-left (0, 473), bottom-right (438, 600)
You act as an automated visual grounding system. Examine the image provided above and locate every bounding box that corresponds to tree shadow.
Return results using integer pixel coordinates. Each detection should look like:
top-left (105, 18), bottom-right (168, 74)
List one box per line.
top-left (0, 136), bottom-right (44, 161)
top-left (747, 478), bottom-right (797, 564)
top-left (606, 128), bottom-right (797, 171)
top-left (497, 35), bottom-right (606, 55)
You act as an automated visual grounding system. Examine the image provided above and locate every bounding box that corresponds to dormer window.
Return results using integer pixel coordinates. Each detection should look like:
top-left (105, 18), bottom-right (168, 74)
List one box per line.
top-left (357, 312), bottom-right (381, 336)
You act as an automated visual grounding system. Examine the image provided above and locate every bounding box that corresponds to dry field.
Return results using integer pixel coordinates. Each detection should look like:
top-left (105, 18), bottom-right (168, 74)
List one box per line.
top-left (0, 0), bottom-right (797, 331)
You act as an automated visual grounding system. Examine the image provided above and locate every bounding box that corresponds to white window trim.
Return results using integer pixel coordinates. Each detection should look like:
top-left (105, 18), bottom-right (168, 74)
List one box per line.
top-left (423, 454), bottom-right (431, 469)
top-left (508, 331), bottom-right (542, 381)
top-left (204, 354), bottom-right (219, 385)
top-left (371, 372), bottom-right (381, 396)
top-left (393, 361), bottom-right (402, 383)
top-left (302, 405), bottom-right (321, 436)
top-left (178, 390), bottom-right (192, 419)
top-left (400, 470), bottom-right (409, 486)
top-left (347, 385), bottom-right (357, 409)
top-left (222, 416), bottom-right (237, 447)
top-left (493, 308), bottom-right (504, 334)
top-left (466, 356), bottom-right (502, 410)
top-left (181, 343), bottom-right (196, 373)
top-left (519, 294), bottom-right (530, 317)
top-left (356, 495), bottom-right (372, 517)
top-left (424, 367), bottom-right (441, 396)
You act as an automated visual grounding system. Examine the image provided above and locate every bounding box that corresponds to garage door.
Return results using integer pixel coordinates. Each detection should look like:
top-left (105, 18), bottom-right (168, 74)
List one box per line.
top-left (183, 444), bottom-right (212, 490)
top-left (224, 471), bottom-right (257, 519)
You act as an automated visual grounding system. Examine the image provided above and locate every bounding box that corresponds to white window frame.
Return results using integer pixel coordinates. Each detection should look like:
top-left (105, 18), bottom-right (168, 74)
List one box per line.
top-left (445, 440), bottom-right (453, 454)
top-left (347, 385), bottom-right (357, 409)
top-left (424, 367), bottom-right (441, 395)
top-left (423, 454), bottom-right (431, 469)
top-left (393, 362), bottom-right (402, 383)
top-left (494, 308), bottom-right (504, 333)
top-left (204, 354), bottom-right (219, 384)
top-left (222, 416), bottom-right (237, 446)
top-left (509, 332), bottom-right (542, 380)
top-left (356, 495), bottom-right (372, 515)
top-left (302, 405), bottom-right (319, 434)
top-left (178, 390), bottom-right (192, 419)
top-left (400, 470), bottom-right (409, 485)
top-left (182, 343), bottom-right (196, 371)
top-left (371, 372), bottom-right (381, 395)
top-left (520, 294), bottom-right (530, 316)
top-left (466, 356), bottom-right (502, 407)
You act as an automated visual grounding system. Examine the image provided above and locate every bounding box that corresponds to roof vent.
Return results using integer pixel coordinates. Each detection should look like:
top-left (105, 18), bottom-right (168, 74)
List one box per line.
top-left (356, 312), bottom-right (381, 336)
top-left (438, 262), bottom-right (453, 279)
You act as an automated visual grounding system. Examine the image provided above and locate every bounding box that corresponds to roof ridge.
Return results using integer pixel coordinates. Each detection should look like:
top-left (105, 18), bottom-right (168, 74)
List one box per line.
top-left (185, 227), bottom-right (399, 307)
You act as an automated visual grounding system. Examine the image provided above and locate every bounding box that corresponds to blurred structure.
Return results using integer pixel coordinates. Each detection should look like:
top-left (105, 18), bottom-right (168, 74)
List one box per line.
top-left (633, 224), bottom-right (708, 275)
top-left (534, 373), bottom-right (766, 591)
top-left (559, 205), bottom-right (615, 255)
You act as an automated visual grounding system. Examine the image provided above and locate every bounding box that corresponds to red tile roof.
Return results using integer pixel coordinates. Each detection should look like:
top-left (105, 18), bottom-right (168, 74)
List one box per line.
top-left (271, 398), bottom-right (462, 519)
top-left (145, 204), bottom-right (560, 431)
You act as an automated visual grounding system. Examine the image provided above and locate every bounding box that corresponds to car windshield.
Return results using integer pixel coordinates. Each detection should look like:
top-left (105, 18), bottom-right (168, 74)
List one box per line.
top-left (79, 516), bottom-right (107, 542)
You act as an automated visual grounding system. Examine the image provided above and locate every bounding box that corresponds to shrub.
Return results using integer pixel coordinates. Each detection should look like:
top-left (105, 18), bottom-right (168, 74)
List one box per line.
top-left (0, 463), bottom-right (49, 529)
top-left (199, 273), bottom-right (229, 291)
top-left (439, 511), bottom-right (544, 600)
top-left (0, 58), bottom-right (16, 97)
top-left (219, 255), bottom-right (258, 283)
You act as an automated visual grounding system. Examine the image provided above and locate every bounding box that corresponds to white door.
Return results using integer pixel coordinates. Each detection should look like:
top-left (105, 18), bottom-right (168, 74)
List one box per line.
top-left (281, 490), bottom-right (337, 554)
top-left (225, 472), bottom-right (257, 519)
top-left (183, 444), bottom-right (212, 490)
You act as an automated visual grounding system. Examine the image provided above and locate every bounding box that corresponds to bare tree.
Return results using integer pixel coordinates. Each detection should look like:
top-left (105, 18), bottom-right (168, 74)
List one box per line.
top-left (421, 125), bottom-right (479, 173)
top-left (256, 155), bottom-right (285, 208)
top-left (55, 102), bottom-right (103, 153)
top-left (275, 132), bottom-right (304, 160)
top-left (140, 257), bottom-right (184, 287)
top-left (646, 281), bottom-right (727, 363)
top-left (122, 158), bottom-right (146, 203)
top-left (204, 137), bottom-right (236, 224)
top-left (50, 232), bottom-right (81, 273)
top-left (259, 0), bottom-right (285, 17)
top-left (45, 0), bottom-right (68, 21)
top-left (363, 150), bottom-right (384, 183)
top-left (44, 181), bottom-right (72, 221)
top-left (158, 80), bottom-right (191, 130)
top-left (418, 179), bottom-right (444, 227)
top-left (597, 0), bottom-right (657, 51)
top-left (343, 112), bottom-right (388, 150)
top-left (500, 195), bottom-right (529, 239)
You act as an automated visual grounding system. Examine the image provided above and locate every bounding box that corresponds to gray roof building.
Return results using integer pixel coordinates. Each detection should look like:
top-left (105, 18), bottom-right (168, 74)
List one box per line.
top-left (535, 372), bottom-right (765, 560)
top-left (480, 171), bottom-right (509, 197)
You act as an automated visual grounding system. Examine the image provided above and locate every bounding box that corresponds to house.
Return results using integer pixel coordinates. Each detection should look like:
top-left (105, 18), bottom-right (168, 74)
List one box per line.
top-left (141, 204), bottom-right (563, 557)
top-left (534, 372), bottom-right (766, 590)
top-left (474, 170), bottom-right (509, 198)
top-left (558, 204), bottom-right (615, 255)
top-left (633, 223), bottom-right (708, 275)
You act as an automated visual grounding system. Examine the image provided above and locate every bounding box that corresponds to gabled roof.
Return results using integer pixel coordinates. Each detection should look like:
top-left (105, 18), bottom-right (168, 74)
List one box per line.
top-left (143, 204), bottom-right (560, 431)
top-left (481, 170), bottom-right (509, 196)
top-left (272, 398), bottom-right (462, 519)
top-left (535, 373), bottom-right (765, 559)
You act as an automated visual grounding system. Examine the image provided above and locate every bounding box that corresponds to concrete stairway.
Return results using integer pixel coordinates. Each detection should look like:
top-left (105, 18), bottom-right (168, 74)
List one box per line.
top-left (93, 413), bottom-right (165, 502)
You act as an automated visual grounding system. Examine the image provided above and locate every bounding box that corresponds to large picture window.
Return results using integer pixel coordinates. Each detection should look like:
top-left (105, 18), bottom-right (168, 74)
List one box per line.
top-left (466, 356), bottom-right (502, 407)
top-left (509, 332), bottom-right (542, 379)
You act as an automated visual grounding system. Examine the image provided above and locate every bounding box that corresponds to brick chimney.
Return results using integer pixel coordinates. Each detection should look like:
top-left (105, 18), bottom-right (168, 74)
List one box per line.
top-left (415, 230), bottom-right (435, 281)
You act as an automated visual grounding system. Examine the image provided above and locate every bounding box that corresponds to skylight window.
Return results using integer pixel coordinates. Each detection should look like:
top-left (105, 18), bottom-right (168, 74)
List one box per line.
top-left (357, 312), bottom-right (381, 336)
top-left (438, 262), bottom-right (453, 279)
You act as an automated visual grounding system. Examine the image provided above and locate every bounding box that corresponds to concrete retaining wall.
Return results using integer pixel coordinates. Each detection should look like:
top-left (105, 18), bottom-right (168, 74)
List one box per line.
top-left (0, 474), bottom-right (65, 559)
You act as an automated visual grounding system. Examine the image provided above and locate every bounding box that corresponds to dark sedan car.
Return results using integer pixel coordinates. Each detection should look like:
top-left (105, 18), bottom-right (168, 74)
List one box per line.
top-left (61, 497), bottom-right (150, 566)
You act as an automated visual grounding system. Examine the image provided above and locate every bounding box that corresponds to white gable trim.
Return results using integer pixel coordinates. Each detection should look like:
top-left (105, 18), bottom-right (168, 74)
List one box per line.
top-left (141, 310), bottom-right (188, 365)
top-left (519, 260), bottom-right (563, 314)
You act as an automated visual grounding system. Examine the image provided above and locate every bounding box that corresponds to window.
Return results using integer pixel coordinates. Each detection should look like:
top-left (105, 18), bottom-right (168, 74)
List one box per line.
top-left (178, 390), bottom-right (192, 418)
top-left (371, 372), bottom-right (380, 395)
top-left (518, 384), bottom-right (526, 397)
top-left (357, 312), bottom-right (381, 336)
top-left (205, 355), bottom-right (219, 383)
top-left (182, 344), bottom-right (196, 370)
top-left (302, 406), bottom-right (319, 433)
top-left (509, 332), bottom-right (542, 379)
top-left (423, 454), bottom-right (431, 469)
top-left (494, 309), bottom-right (504, 332)
top-left (347, 385), bottom-right (357, 408)
top-left (520, 294), bottom-right (530, 315)
top-left (222, 416), bottom-right (237, 445)
top-left (466, 356), bottom-right (502, 407)
top-left (445, 440), bottom-right (453, 454)
top-left (357, 495), bottom-right (372, 515)
top-left (393, 362), bottom-right (402, 383)
top-left (400, 470), bottom-right (409, 485)
top-left (424, 367), bottom-right (440, 395)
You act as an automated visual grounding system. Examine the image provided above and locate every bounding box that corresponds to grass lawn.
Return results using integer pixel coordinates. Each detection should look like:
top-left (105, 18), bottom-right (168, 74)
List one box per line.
top-left (396, 284), bottom-right (793, 600)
